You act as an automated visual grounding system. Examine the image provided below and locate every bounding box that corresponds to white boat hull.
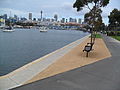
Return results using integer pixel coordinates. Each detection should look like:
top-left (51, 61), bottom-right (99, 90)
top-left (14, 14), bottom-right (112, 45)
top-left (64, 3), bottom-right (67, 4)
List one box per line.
top-left (39, 27), bottom-right (47, 32)
top-left (40, 30), bottom-right (47, 32)
top-left (2, 30), bottom-right (15, 32)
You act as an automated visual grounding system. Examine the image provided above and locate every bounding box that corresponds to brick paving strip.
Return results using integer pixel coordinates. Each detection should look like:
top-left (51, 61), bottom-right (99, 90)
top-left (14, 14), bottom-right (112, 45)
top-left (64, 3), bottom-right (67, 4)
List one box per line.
top-left (25, 37), bottom-right (111, 84)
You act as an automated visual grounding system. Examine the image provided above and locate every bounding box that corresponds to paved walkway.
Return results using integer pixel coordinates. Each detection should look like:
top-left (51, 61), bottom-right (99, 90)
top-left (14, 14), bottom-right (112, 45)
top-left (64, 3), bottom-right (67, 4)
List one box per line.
top-left (0, 35), bottom-right (89, 90)
top-left (25, 36), bottom-right (111, 84)
top-left (12, 35), bottom-right (120, 90)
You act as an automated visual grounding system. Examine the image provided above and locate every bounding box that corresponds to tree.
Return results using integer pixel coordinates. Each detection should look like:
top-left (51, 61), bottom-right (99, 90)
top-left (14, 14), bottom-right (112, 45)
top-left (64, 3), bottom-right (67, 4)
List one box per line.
top-left (108, 8), bottom-right (120, 31)
top-left (73, 0), bottom-right (110, 43)
top-left (84, 7), bottom-right (103, 32)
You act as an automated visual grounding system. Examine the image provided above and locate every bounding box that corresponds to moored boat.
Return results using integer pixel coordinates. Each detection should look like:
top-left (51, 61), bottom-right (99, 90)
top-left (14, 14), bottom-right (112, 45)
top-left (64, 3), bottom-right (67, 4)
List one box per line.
top-left (39, 27), bottom-right (47, 32)
top-left (2, 26), bottom-right (14, 32)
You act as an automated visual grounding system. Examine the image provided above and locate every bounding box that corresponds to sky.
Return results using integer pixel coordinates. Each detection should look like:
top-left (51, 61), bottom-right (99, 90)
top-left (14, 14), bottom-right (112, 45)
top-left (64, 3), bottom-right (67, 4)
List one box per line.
top-left (0, 0), bottom-right (120, 25)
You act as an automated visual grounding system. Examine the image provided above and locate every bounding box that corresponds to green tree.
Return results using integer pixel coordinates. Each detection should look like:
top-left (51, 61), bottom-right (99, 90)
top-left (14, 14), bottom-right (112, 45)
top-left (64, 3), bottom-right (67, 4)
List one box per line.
top-left (84, 7), bottom-right (103, 32)
top-left (108, 8), bottom-right (120, 31)
top-left (73, 0), bottom-right (110, 43)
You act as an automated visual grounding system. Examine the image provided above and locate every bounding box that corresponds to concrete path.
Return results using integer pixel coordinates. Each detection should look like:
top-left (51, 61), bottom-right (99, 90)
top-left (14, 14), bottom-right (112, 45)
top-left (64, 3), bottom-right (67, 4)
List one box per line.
top-left (25, 36), bottom-right (111, 84)
top-left (12, 35), bottom-right (120, 90)
top-left (0, 35), bottom-right (89, 90)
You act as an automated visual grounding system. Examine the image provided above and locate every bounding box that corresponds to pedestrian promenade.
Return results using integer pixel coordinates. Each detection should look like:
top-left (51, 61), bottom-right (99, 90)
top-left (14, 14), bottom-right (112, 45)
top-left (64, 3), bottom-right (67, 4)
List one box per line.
top-left (0, 35), bottom-right (90, 90)
top-left (25, 36), bottom-right (111, 84)
top-left (11, 34), bottom-right (116, 90)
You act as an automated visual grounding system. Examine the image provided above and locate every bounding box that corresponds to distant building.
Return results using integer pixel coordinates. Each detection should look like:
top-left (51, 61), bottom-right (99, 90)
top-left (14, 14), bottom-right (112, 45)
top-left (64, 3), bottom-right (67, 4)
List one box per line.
top-left (0, 18), bottom-right (5, 27)
top-left (14, 15), bottom-right (19, 22)
top-left (54, 14), bottom-right (58, 21)
top-left (69, 18), bottom-right (77, 23)
top-left (51, 19), bottom-right (54, 22)
top-left (69, 17), bottom-right (73, 22)
top-left (29, 13), bottom-right (32, 20)
top-left (61, 18), bottom-right (65, 23)
top-left (66, 19), bottom-right (68, 23)
top-left (78, 18), bottom-right (81, 24)
top-left (38, 18), bottom-right (41, 21)
top-left (46, 18), bottom-right (50, 22)
top-left (43, 18), bottom-right (46, 22)
top-left (40, 11), bottom-right (43, 20)
top-left (33, 18), bottom-right (36, 21)
top-left (3, 14), bottom-right (7, 20)
top-left (20, 17), bottom-right (27, 21)
top-left (74, 19), bottom-right (77, 23)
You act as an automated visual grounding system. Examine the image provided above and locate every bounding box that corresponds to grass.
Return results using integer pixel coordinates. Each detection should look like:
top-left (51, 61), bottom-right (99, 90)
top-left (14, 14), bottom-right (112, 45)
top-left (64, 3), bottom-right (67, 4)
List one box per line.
top-left (89, 34), bottom-right (102, 38)
top-left (111, 36), bottom-right (120, 41)
top-left (95, 34), bottom-right (102, 38)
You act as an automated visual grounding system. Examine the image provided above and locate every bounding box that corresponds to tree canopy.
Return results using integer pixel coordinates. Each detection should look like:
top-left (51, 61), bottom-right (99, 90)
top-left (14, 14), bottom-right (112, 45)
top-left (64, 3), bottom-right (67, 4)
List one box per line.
top-left (73, 0), bottom-right (110, 12)
top-left (108, 8), bottom-right (120, 30)
top-left (73, 0), bottom-right (110, 43)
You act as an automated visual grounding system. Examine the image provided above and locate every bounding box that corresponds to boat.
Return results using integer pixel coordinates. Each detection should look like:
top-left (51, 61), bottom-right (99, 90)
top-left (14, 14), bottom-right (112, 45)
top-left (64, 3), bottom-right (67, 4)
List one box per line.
top-left (2, 11), bottom-right (15, 32)
top-left (39, 27), bottom-right (47, 32)
top-left (2, 26), bottom-right (14, 32)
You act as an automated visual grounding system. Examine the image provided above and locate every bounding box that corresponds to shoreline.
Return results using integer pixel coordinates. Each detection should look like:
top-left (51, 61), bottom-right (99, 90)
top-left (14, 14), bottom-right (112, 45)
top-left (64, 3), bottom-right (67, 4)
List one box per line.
top-left (0, 35), bottom-right (90, 90)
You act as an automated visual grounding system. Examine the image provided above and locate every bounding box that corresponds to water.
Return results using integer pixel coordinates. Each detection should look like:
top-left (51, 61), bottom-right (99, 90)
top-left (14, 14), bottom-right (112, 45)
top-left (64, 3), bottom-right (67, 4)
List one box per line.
top-left (0, 29), bottom-right (89, 76)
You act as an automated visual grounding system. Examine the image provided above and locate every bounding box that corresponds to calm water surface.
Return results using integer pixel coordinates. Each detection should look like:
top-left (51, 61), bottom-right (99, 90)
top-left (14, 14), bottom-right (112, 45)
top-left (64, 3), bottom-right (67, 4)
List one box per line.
top-left (0, 29), bottom-right (89, 76)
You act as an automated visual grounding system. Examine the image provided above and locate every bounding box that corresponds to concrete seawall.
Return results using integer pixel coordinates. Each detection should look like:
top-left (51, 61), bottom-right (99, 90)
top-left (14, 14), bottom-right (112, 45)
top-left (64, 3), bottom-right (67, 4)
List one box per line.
top-left (0, 35), bottom-right (90, 90)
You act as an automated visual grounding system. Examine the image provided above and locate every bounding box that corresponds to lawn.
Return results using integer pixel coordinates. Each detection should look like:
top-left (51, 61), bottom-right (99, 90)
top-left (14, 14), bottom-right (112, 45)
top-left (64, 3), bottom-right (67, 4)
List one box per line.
top-left (89, 34), bottom-right (102, 38)
top-left (95, 34), bottom-right (102, 38)
top-left (111, 36), bottom-right (120, 41)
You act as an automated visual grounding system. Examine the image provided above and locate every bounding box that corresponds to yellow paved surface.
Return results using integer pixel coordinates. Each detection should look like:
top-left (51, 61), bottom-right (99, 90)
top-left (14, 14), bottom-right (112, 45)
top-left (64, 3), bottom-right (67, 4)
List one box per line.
top-left (25, 38), bottom-right (111, 84)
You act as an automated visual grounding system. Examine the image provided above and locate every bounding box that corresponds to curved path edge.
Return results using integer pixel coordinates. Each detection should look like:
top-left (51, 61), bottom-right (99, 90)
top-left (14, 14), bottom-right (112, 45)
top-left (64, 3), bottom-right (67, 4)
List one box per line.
top-left (0, 34), bottom-right (90, 90)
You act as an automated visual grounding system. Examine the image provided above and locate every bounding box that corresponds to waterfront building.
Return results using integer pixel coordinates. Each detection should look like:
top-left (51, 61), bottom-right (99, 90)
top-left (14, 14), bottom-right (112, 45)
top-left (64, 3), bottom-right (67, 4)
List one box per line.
top-left (20, 17), bottom-right (27, 21)
top-left (69, 17), bottom-right (73, 22)
top-left (43, 18), bottom-right (46, 22)
top-left (61, 18), bottom-right (65, 23)
top-left (46, 18), bottom-right (51, 22)
top-left (38, 18), bottom-right (41, 21)
top-left (40, 11), bottom-right (43, 21)
top-left (14, 15), bottom-right (19, 22)
top-left (54, 14), bottom-right (58, 21)
top-left (66, 19), bottom-right (68, 23)
top-left (51, 19), bottom-right (54, 22)
top-left (69, 18), bottom-right (77, 23)
top-left (0, 18), bottom-right (5, 27)
top-left (74, 19), bottom-right (77, 23)
top-left (78, 18), bottom-right (81, 24)
top-left (3, 14), bottom-right (7, 20)
top-left (33, 18), bottom-right (36, 21)
top-left (14, 15), bottom-right (17, 19)
top-left (29, 13), bottom-right (32, 20)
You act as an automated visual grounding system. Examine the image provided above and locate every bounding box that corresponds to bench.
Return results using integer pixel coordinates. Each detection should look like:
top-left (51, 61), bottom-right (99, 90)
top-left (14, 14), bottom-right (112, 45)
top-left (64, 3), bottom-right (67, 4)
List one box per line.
top-left (83, 42), bottom-right (94, 57)
top-left (83, 34), bottom-right (96, 57)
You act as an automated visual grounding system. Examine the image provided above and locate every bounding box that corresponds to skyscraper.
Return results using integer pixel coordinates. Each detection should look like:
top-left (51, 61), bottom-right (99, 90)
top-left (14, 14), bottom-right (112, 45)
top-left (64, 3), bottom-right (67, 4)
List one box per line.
top-left (66, 19), bottom-right (68, 23)
top-left (14, 15), bottom-right (18, 21)
top-left (61, 18), bottom-right (65, 23)
top-left (40, 11), bottom-right (43, 21)
top-left (3, 14), bottom-right (7, 20)
top-left (29, 13), bottom-right (32, 20)
top-left (54, 14), bottom-right (58, 21)
top-left (78, 18), bottom-right (81, 24)
top-left (69, 17), bottom-right (73, 22)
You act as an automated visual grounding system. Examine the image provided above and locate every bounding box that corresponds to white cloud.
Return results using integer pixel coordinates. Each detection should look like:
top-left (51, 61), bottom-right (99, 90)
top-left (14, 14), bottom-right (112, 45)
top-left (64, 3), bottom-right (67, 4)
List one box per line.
top-left (0, 8), bottom-right (42, 19)
top-left (0, 8), bottom-right (27, 16)
top-left (61, 2), bottom-right (89, 17)
top-left (62, 2), bottom-right (73, 10)
top-left (101, 7), bottom-right (113, 18)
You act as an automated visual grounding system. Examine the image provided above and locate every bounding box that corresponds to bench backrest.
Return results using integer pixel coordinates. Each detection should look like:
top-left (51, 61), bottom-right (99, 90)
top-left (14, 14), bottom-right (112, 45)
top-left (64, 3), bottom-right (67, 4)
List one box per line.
top-left (84, 45), bottom-right (92, 52)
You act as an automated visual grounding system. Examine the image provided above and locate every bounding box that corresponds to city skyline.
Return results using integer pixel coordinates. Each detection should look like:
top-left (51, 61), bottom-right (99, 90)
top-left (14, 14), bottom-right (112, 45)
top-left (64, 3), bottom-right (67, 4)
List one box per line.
top-left (0, 0), bottom-right (120, 24)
